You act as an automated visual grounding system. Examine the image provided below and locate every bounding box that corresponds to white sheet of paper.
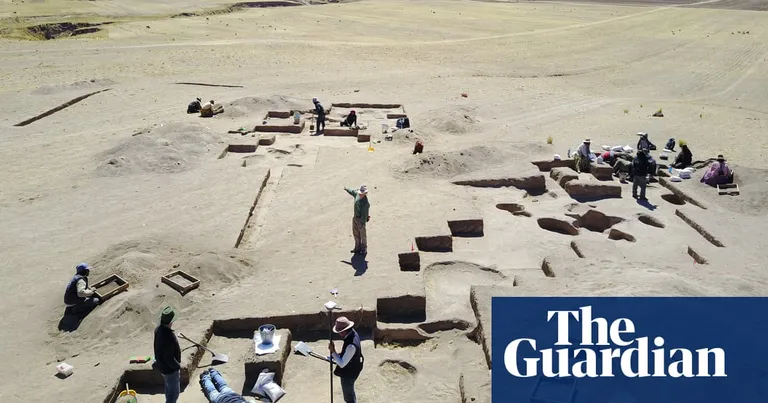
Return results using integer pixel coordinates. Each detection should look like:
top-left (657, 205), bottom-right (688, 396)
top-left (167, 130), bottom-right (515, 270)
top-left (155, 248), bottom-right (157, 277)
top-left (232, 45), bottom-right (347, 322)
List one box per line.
top-left (253, 334), bottom-right (281, 355)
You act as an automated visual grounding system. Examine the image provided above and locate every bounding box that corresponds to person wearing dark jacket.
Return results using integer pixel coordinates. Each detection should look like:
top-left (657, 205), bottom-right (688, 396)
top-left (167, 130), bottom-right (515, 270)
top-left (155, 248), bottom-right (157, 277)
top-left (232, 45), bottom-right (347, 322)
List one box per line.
top-left (341, 110), bottom-right (357, 128)
top-left (154, 306), bottom-right (181, 403)
top-left (64, 263), bottom-right (101, 316)
top-left (631, 150), bottom-right (652, 200)
top-left (329, 316), bottom-right (364, 403)
top-left (637, 132), bottom-right (656, 151)
top-left (672, 142), bottom-right (693, 169)
top-left (313, 97), bottom-right (326, 134)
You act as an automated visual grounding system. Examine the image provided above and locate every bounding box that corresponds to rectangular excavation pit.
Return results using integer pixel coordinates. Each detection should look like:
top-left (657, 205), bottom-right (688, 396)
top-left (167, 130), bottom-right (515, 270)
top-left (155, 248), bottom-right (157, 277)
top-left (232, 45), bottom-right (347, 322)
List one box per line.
top-left (323, 128), bottom-right (358, 137)
top-left (415, 235), bottom-right (453, 252)
top-left (218, 144), bottom-right (258, 159)
top-left (377, 295), bottom-right (426, 324)
top-left (675, 209), bottom-right (724, 247)
top-left (331, 103), bottom-right (402, 109)
top-left (398, 252), bottom-right (420, 271)
top-left (161, 270), bottom-right (200, 295)
top-left (91, 274), bottom-right (129, 301)
top-left (531, 159), bottom-right (576, 172)
top-left (244, 328), bottom-right (292, 389)
top-left (252, 120), bottom-right (304, 134)
top-left (687, 246), bottom-right (709, 264)
top-left (386, 113), bottom-right (408, 119)
top-left (212, 309), bottom-right (376, 338)
top-left (266, 111), bottom-right (292, 119)
top-left (357, 134), bottom-right (371, 143)
top-left (447, 219), bottom-right (484, 237)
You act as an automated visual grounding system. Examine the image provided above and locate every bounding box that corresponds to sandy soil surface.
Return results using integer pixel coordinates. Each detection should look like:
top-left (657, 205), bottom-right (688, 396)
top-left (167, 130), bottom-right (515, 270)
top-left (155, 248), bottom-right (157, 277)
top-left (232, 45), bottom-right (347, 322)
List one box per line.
top-left (1, 0), bottom-right (767, 402)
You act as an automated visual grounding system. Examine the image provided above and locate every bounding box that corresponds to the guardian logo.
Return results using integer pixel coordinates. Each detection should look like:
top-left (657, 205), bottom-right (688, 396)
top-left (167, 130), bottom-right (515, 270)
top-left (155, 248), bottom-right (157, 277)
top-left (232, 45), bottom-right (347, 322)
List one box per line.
top-left (504, 306), bottom-right (727, 378)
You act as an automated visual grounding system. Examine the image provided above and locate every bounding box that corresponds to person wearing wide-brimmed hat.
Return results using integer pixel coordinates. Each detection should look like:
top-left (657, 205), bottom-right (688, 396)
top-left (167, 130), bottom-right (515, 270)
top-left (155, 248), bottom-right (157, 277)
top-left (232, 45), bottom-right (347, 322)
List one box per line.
top-left (328, 316), bottom-right (364, 403)
top-left (344, 184), bottom-right (371, 255)
top-left (575, 138), bottom-right (595, 173)
top-left (153, 306), bottom-right (181, 403)
top-left (701, 154), bottom-right (732, 186)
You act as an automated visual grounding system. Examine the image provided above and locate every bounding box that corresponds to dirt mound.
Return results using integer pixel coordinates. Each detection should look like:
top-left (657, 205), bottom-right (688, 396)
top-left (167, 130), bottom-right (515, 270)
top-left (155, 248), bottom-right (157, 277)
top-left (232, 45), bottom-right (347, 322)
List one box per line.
top-left (31, 79), bottom-right (116, 95)
top-left (378, 359), bottom-right (418, 389)
top-left (50, 238), bottom-right (256, 345)
top-left (393, 145), bottom-right (510, 179)
top-left (95, 122), bottom-right (225, 176)
top-left (225, 95), bottom-right (308, 118)
top-left (414, 105), bottom-right (481, 135)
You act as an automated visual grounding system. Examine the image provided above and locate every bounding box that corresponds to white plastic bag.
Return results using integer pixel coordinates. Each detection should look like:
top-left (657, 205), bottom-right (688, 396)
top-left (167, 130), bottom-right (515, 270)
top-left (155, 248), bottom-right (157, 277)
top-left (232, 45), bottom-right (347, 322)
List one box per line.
top-left (623, 145), bottom-right (634, 153)
top-left (670, 176), bottom-right (683, 182)
top-left (263, 381), bottom-right (286, 402)
top-left (679, 171), bottom-right (691, 179)
top-left (252, 371), bottom-right (275, 395)
top-left (612, 145), bottom-right (624, 152)
top-left (602, 145), bottom-right (611, 151)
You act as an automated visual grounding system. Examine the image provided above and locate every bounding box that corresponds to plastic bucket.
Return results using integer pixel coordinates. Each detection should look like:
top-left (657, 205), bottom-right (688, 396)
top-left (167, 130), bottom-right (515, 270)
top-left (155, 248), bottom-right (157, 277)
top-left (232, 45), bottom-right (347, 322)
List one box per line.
top-left (259, 324), bottom-right (275, 345)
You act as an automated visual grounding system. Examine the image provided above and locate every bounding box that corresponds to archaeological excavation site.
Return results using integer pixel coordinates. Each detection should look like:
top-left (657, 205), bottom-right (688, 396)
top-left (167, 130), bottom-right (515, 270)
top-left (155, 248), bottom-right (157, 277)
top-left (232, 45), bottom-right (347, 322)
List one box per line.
top-left (2, 0), bottom-right (768, 402)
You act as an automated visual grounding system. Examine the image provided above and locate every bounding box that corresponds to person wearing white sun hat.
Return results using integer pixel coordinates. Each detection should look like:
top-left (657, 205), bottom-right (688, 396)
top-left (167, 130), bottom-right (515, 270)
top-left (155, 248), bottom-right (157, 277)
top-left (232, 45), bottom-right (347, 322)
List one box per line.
top-left (344, 184), bottom-right (370, 255)
top-left (328, 316), bottom-right (364, 403)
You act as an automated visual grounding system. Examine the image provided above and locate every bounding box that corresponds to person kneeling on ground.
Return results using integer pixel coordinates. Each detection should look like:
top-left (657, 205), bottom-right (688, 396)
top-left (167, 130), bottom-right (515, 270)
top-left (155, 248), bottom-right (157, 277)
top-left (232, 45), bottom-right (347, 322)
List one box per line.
top-left (671, 141), bottom-right (693, 169)
top-left (631, 150), bottom-right (653, 201)
top-left (200, 368), bottom-right (248, 403)
top-left (701, 154), bottom-right (733, 186)
top-left (612, 153), bottom-right (634, 181)
top-left (341, 110), bottom-right (357, 128)
top-left (64, 263), bottom-right (101, 316)
top-left (187, 98), bottom-right (202, 114)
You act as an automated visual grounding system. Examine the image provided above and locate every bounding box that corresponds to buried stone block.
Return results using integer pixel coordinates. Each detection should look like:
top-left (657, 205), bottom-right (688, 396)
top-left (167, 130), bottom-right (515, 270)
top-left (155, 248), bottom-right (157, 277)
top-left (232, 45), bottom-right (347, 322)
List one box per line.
top-left (357, 134), bottom-right (371, 143)
top-left (398, 252), bottom-right (420, 271)
top-left (259, 134), bottom-right (276, 146)
top-left (244, 328), bottom-right (292, 387)
top-left (589, 162), bottom-right (614, 181)
top-left (550, 167), bottom-right (578, 187)
top-left (447, 219), bottom-right (484, 237)
top-left (415, 235), bottom-right (452, 252)
top-left (564, 179), bottom-right (622, 200)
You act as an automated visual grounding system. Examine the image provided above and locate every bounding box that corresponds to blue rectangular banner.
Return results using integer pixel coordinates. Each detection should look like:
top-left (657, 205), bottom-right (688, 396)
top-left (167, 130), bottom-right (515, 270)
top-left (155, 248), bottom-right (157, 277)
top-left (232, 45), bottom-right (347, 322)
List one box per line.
top-left (491, 297), bottom-right (768, 402)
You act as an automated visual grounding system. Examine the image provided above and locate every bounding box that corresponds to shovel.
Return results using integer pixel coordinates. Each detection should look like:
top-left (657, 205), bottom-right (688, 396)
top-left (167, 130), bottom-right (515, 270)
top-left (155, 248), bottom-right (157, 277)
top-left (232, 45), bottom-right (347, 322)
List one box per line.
top-left (294, 341), bottom-right (331, 363)
top-left (178, 333), bottom-right (229, 364)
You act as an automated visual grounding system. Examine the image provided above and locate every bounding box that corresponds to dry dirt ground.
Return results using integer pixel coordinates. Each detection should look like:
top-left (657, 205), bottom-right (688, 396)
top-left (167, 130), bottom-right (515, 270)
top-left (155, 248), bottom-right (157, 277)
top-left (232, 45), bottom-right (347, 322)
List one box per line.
top-left (1, 0), bottom-right (768, 402)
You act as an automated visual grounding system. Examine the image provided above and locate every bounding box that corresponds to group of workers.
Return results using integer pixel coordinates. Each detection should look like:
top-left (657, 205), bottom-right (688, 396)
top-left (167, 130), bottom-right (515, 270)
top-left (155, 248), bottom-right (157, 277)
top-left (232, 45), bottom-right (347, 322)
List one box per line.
top-left (312, 97), bottom-right (359, 134)
top-left (62, 263), bottom-right (365, 403)
top-left (571, 131), bottom-right (732, 201)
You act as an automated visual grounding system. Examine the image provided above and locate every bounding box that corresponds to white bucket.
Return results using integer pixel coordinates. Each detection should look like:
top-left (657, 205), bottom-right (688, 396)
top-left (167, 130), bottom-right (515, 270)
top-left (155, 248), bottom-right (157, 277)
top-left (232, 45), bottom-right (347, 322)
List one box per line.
top-left (381, 123), bottom-right (389, 133)
top-left (56, 362), bottom-right (74, 377)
